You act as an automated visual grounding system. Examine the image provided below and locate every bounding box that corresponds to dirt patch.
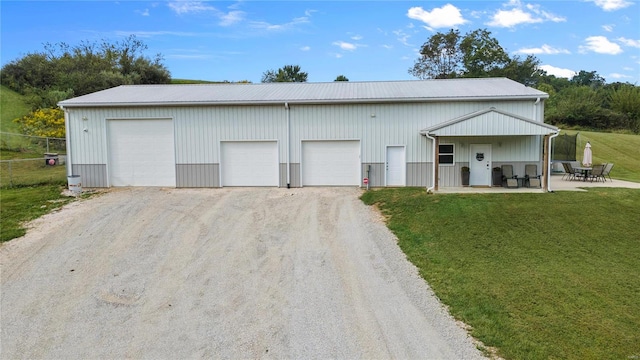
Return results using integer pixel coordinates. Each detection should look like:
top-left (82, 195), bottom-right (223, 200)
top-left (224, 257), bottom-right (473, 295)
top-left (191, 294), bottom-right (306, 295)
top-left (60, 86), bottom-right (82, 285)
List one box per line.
top-left (1, 187), bottom-right (484, 359)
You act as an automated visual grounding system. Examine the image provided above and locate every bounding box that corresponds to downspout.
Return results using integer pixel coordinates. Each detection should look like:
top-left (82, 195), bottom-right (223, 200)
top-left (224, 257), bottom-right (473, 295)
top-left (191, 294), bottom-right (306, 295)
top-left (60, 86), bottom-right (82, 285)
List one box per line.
top-left (547, 131), bottom-right (560, 192)
top-left (533, 97), bottom-right (541, 121)
top-left (61, 106), bottom-right (72, 177)
top-left (424, 132), bottom-right (436, 193)
top-left (285, 102), bottom-right (290, 188)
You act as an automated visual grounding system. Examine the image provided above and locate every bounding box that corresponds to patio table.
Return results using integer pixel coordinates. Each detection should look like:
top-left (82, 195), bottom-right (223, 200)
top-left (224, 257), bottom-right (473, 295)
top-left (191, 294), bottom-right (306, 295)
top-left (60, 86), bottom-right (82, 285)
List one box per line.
top-left (574, 166), bottom-right (592, 181)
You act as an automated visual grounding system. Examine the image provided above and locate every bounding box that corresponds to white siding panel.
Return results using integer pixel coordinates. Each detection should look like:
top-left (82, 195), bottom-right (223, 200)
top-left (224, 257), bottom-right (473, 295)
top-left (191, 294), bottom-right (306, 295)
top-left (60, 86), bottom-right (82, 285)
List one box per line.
top-left (436, 112), bottom-right (553, 136)
top-left (66, 100), bottom-right (544, 183)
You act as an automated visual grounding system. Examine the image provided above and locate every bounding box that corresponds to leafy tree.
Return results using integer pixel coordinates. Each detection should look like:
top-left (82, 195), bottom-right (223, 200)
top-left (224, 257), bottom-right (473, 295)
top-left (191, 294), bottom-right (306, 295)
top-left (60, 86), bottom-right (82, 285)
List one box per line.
top-left (571, 70), bottom-right (605, 88)
top-left (500, 54), bottom-right (543, 87)
top-left (538, 74), bottom-right (573, 93)
top-left (1, 35), bottom-right (171, 108)
top-left (459, 29), bottom-right (509, 78)
top-left (335, 75), bottom-right (349, 81)
top-left (607, 84), bottom-right (640, 132)
top-left (409, 29), bottom-right (462, 79)
top-left (14, 107), bottom-right (65, 138)
top-left (261, 65), bottom-right (308, 83)
top-left (409, 28), bottom-right (541, 86)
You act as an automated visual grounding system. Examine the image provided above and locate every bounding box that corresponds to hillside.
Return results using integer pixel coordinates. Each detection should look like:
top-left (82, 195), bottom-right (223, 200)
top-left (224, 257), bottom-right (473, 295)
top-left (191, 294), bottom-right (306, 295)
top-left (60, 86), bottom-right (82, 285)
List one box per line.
top-left (0, 85), bottom-right (30, 133)
top-left (564, 130), bottom-right (640, 182)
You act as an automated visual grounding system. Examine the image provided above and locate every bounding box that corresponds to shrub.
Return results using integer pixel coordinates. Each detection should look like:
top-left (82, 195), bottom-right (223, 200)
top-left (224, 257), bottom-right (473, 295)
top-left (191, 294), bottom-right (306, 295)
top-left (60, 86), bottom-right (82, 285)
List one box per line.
top-left (14, 107), bottom-right (65, 138)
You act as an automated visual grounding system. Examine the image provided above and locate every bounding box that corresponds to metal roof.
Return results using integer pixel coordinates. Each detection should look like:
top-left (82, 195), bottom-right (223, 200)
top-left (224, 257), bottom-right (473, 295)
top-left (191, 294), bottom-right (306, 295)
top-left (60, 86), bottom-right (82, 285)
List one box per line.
top-left (58, 77), bottom-right (548, 108)
top-left (421, 107), bottom-right (559, 136)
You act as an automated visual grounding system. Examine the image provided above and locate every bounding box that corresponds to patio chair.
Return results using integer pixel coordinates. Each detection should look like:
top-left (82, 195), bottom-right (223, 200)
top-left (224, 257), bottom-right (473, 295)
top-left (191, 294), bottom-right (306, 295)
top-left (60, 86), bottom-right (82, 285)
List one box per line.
top-left (602, 163), bottom-right (614, 181)
top-left (563, 162), bottom-right (584, 181)
top-left (501, 165), bottom-right (519, 188)
top-left (588, 164), bottom-right (605, 182)
top-left (525, 164), bottom-right (541, 188)
top-left (561, 162), bottom-right (573, 180)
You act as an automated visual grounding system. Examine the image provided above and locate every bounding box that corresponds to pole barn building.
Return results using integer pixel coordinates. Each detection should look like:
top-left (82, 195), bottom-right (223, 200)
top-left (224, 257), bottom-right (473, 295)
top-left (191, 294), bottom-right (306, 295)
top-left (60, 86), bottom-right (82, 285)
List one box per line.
top-left (58, 78), bottom-right (559, 191)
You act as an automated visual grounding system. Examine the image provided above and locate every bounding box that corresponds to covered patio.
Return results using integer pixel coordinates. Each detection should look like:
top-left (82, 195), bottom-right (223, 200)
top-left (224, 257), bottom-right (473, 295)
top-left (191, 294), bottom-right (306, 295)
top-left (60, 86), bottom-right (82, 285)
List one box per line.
top-left (435, 173), bottom-right (640, 193)
top-left (420, 107), bottom-right (560, 192)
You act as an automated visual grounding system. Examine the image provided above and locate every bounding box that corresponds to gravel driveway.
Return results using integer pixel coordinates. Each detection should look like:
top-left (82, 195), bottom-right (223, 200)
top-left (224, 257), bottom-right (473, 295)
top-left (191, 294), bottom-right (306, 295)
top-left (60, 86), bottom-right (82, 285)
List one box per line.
top-left (1, 187), bottom-right (484, 359)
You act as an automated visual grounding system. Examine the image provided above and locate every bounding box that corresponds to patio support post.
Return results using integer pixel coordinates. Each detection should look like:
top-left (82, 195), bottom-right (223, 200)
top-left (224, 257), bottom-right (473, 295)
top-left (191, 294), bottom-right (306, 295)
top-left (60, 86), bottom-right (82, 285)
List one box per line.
top-left (434, 136), bottom-right (439, 190)
top-left (547, 131), bottom-right (560, 192)
top-left (543, 135), bottom-right (550, 190)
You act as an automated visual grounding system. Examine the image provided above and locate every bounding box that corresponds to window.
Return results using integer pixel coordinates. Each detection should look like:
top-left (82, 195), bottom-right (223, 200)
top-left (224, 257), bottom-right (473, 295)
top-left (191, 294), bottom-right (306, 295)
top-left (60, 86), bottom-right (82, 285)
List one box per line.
top-left (439, 144), bottom-right (454, 165)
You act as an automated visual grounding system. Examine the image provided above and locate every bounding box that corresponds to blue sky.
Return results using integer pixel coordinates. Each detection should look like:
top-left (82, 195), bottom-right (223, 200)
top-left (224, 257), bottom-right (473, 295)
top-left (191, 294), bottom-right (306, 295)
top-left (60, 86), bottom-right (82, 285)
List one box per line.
top-left (1, 0), bottom-right (639, 84)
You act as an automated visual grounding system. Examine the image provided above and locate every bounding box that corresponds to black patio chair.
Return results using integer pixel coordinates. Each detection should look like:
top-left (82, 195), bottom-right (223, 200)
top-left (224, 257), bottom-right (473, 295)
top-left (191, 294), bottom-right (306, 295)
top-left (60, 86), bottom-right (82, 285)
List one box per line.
top-left (563, 162), bottom-right (584, 181)
top-left (602, 163), bottom-right (614, 181)
top-left (588, 164), bottom-right (605, 182)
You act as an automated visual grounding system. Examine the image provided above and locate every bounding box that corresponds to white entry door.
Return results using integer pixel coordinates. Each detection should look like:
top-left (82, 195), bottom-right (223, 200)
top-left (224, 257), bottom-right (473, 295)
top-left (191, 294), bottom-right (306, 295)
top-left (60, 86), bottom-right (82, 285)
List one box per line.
top-left (386, 146), bottom-right (406, 186)
top-left (469, 144), bottom-right (492, 186)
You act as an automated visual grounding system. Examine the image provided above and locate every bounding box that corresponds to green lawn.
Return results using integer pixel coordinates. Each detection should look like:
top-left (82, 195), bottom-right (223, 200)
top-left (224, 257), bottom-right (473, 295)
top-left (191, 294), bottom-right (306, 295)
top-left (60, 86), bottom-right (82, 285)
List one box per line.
top-left (361, 188), bottom-right (640, 360)
top-left (0, 85), bottom-right (30, 133)
top-left (0, 185), bottom-right (75, 242)
top-left (563, 130), bottom-right (640, 182)
top-left (0, 157), bottom-right (67, 187)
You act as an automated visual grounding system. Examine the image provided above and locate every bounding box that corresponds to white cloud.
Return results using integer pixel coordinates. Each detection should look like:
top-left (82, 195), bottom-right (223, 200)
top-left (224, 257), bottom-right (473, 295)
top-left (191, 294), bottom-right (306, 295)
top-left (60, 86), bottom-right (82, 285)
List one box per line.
top-left (393, 29), bottom-right (412, 46)
top-left (489, 8), bottom-right (541, 27)
top-left (540, 65), bottom-right (576, 78)
top-left (617, 37), bottom-right (640, 48)
top-left (602, 24), bottom-right (614, 32)
top-left (219, 11), bottom-right (245, 26)
top-left (609, 72), bottom-right (632, 79)
top-left (250, 16), bottom-right (310, 31)
top-left (114, 30), bottom-right (198, 38)
top-left (136, 8), bottom-right (150, 16)
top-left (333, 41), bottom-right (357, 51)
top-left (516, 44), bottom-right (570, 55)
top-left (168, 1), bottom-right (216, 15)
top-left (351, 35), bottom-right (363, 41)
top-left (487, 1), bottom-right (565, 28)
top-left (579, 36), bottom-right (623, 54)
top-left (407, 4), bottom-right (467, 29)
top-left (589, 0), bottom-right (633, 11)
top-left (300, 46), bottom-right (311, 51)
top-left (382, 44), bottom-right (393, 50)
top-left (168, 1), bottom-right (245, 27)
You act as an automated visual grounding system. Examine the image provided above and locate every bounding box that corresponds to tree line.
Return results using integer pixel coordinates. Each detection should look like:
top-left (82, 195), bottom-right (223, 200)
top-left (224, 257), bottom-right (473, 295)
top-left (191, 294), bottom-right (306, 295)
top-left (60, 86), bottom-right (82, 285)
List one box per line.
top-left (2, 31), bottom-right (638, 138)
top-left (408, 28), bottom-right (640, 133)
top-left (1, 35), bottom-right (171, 110)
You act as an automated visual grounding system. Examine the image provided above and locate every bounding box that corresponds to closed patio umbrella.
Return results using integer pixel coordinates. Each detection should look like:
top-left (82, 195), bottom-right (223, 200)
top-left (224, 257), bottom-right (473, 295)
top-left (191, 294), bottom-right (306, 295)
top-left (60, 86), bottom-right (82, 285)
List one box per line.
top-left (582, 142), bottom-right (592, 167)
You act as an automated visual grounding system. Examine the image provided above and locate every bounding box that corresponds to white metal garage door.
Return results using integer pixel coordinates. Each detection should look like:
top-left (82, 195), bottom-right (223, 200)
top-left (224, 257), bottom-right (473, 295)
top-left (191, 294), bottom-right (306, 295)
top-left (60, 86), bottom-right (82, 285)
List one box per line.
top-left (108, 119), bottom-right (176, 187)
top-left (221, 141), bottom-right (279, 186)
top-left (302, 140), bottom-right (360, 186)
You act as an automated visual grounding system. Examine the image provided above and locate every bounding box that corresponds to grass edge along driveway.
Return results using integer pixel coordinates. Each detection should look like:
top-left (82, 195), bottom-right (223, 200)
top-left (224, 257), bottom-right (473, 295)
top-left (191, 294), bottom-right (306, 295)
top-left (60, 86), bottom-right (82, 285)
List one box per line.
top-left (361, 187), bottom-right (640, 360)
top-left (0, 185), bottom-right (75, 242)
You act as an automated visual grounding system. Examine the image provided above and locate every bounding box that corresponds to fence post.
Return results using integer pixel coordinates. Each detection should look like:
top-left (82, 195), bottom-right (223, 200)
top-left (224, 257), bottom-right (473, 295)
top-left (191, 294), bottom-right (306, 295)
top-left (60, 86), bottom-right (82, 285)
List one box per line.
top-left (46, 137), bottom-right (50, 153)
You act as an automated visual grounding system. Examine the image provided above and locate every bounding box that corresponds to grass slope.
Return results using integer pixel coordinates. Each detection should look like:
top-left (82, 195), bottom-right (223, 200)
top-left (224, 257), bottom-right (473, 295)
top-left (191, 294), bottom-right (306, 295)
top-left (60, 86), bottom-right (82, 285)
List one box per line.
top-left (564, 130), bottom-right (640, 182)
top-left (361, 188), bottom-right (640, 360)
top-left (0, 85), bottom-right (30, 133)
